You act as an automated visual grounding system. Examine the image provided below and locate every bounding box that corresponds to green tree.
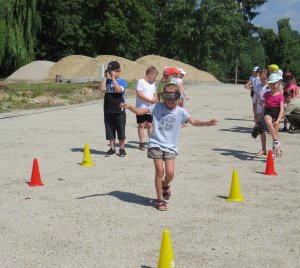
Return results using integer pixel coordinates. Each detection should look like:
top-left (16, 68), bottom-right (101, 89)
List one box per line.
top-left (36, 0), bottom-right (157, 61)
top-left (156, 0), bottom-right (197, 64)
top-left (236, 0), bottom-right (267, 23)
top-left (257, 27), bottom-right (278, 66)
top-left (197, 0), bottom-right (247, 79)
top-left (238, 36), bottom-right (265, 80)
top-left (36, 0), bottom-right (86, 60)
top-left (0, 0), bottom-right (40, 74)
top-left (276, 18), bottom-right (297, 71)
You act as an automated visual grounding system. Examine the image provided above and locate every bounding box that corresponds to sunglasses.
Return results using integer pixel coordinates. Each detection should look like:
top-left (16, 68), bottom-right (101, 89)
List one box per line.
top-left (162, 92), bottom-right (181, 101)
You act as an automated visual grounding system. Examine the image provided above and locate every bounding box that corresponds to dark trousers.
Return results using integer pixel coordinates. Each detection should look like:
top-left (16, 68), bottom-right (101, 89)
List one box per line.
top-left (287, 113), bottom-right (300, 129)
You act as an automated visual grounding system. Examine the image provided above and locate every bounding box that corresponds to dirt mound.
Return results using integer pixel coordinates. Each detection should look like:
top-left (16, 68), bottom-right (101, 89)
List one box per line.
top-left (47, 54), bottom-right (219, 82)
top-left (5, 61), bottom-right (55, 81)
top-left (7, 54), bottom-right (219, 83)
top-left (47, 55), bottom-right (93, 80)
top-left (136, 55), bottom-right (219, 82)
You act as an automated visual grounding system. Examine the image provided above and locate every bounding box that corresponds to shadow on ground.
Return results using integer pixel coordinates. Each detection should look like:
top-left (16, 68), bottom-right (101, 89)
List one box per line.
top-left (213, 148), bottom-right (267, 162)
top-left (224, 117), bottom-right (253, 122)
top-left (76, 190), bottom-right (156, 207)
top-left (218, 126), bottom-right (252, 134)
top-left (71, 140), bottom-right (139, 155)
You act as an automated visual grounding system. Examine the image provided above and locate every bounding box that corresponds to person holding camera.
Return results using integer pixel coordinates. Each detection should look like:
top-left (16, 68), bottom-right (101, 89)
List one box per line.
top-left (100, 61), bottom-right (127, 157)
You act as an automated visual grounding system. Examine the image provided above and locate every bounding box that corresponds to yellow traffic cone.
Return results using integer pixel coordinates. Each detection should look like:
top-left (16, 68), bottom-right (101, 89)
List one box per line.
top-left (227, 169), bottom-right (244, 202)
top-left (81, 144), bottom-right (94, 167)
top-left (157, 229), bottom-right (176, 268)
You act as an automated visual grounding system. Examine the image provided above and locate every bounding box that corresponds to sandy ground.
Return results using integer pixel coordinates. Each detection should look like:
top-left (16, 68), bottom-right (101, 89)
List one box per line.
top-left (0, 83), bottom-right (299, 268)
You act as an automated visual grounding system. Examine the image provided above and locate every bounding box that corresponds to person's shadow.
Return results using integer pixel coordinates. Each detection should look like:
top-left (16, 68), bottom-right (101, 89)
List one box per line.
top-left (71, 147), bottom-right (106, 155)
top-left (71, 140), bottom-right (138, 155)
top-left (218, 126), bottom-right (252, 134)
top-left (212, 148), bottom-right (266, 162)
top-left (76, 190), bottom-right (156, 207)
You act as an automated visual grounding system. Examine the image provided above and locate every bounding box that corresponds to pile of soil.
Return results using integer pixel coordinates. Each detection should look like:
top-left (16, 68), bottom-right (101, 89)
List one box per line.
top-left (5, 55), bottom-right (219, 82)
top-left (48, 54), bottom-right (219, 82)
top-left (6, 61), bottom-right (55, 81)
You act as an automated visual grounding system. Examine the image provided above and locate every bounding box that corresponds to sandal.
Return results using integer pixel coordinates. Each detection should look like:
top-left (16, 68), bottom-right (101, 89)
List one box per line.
top-left (255, 150), bottom-right (267, 156)
top-left (155, 200), bottom-right (167, 211)
top-left (162, 184), bottom-right (171, 200)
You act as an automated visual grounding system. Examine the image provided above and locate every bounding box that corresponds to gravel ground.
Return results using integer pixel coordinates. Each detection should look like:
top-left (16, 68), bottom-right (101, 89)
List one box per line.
top-left (0, 83), bottom-right (299, 268)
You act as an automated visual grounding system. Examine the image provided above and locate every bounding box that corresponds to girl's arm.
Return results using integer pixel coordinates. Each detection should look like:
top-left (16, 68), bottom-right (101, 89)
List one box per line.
top-left (120, 103), bottom-right (150, 115)
top-left (273, 100), bottom-right (284, 125)
top-left (187, 117), bottom-right (217, 127)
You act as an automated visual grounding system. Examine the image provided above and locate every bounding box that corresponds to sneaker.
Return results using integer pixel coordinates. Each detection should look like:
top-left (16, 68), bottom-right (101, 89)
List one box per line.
top-left (105, 148), bottom-right (115, 157)
top-left (119, 148), bottom-right (126, 157)
top-left (272, 140), bottom-right (281, 150)
top-left (138, 143), bottom-right (145, 151)
top-left (281, 127), bottom-right (288, 132)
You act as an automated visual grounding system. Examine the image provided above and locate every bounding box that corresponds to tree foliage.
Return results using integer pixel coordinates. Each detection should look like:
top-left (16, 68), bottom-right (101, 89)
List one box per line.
top-left (0, 0), bottom-right (40, 74)
top-left (1, 0), bottom-right (300, 82)
top-left (197, 0), bottom-right (247, 78)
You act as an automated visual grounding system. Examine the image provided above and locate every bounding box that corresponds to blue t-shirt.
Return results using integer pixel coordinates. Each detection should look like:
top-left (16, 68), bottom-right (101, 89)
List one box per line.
top-left (104, 78), bottom-right (127, 113)
top-left (148, 103), bottom-right (190, 154)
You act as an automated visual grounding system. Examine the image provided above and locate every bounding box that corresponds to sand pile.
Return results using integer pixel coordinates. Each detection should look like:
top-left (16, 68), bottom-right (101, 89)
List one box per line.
top-left (136, 55), bottom-right (218, 82)
top-left (5, 61), bottom-right (55, 81)
top-left (6, 55), bottom-right (219, 83)
top-left (47, 54), bottom-right (219, 82)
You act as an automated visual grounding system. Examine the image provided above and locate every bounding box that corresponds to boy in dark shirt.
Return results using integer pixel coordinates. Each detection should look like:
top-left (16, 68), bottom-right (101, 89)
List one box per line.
top-left (100, 61), bottom-right (127, 157)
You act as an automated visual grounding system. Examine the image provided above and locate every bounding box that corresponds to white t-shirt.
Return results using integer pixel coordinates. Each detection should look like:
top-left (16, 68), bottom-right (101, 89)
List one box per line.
top-left (257, 85), bottom-right (270, 114)
top-left (135, 79), bottom-right (156, 109)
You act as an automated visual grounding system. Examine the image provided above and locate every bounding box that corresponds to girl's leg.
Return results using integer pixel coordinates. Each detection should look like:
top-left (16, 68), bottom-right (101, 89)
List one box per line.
top-left (264, 115), bottom-right (277, 141)
top-left (163, 159), bottom-right (175, 186)
top-left (273, 122), bottom-right (282, 156)
top-left (261, 132), bottom-right (267, 153)
top-left (153, 159), bottom-right (164, 200)
top-left (256, 132), bottom-right (267, 156)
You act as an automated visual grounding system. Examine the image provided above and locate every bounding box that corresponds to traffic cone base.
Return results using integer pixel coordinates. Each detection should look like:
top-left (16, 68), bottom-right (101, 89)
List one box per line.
top-left (29, 158), bottom-right (44, 187)
top-left (81, 144), bottom-right (94, 167)
top-left (264, 150), bottom-right (277, 176)
top-left (227, 169), bottom-right (244, 202)
top-left (158, 229), bottom-right (176, 268)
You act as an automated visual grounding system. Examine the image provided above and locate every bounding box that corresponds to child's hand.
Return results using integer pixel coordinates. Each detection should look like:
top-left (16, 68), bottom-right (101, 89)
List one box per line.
top-left (150, 97), bottom-right (157, 104)
top-left (110, 71), bottom-right (116, 79)
top-left (208, 119), bottom-right (218, 126)
top-left (120, 103), bottom-right (130, 109)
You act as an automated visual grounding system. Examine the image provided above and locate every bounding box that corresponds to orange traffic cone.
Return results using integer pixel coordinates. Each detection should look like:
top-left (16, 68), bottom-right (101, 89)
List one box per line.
top-left (29, 158), bottom-right (44, 187)
top-left (264, 150), bottom-right (277, 176)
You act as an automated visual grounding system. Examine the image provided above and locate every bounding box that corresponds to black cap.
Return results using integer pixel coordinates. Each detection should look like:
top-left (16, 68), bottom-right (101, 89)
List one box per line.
top-left (107, 61), bottom-right (120, 71)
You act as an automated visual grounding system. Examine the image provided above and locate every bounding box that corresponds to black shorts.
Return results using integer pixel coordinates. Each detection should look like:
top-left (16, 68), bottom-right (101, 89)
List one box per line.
top-left (104, 112), bottom-right (126, 140)
top-left (264, 107), bottom-right (279, 120)
top-left (136, 114), bottom-right (153, 124)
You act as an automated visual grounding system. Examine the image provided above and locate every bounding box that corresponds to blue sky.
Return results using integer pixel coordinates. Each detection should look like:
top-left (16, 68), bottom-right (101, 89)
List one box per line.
top-left (251, 0), bottom-right (300, 33)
